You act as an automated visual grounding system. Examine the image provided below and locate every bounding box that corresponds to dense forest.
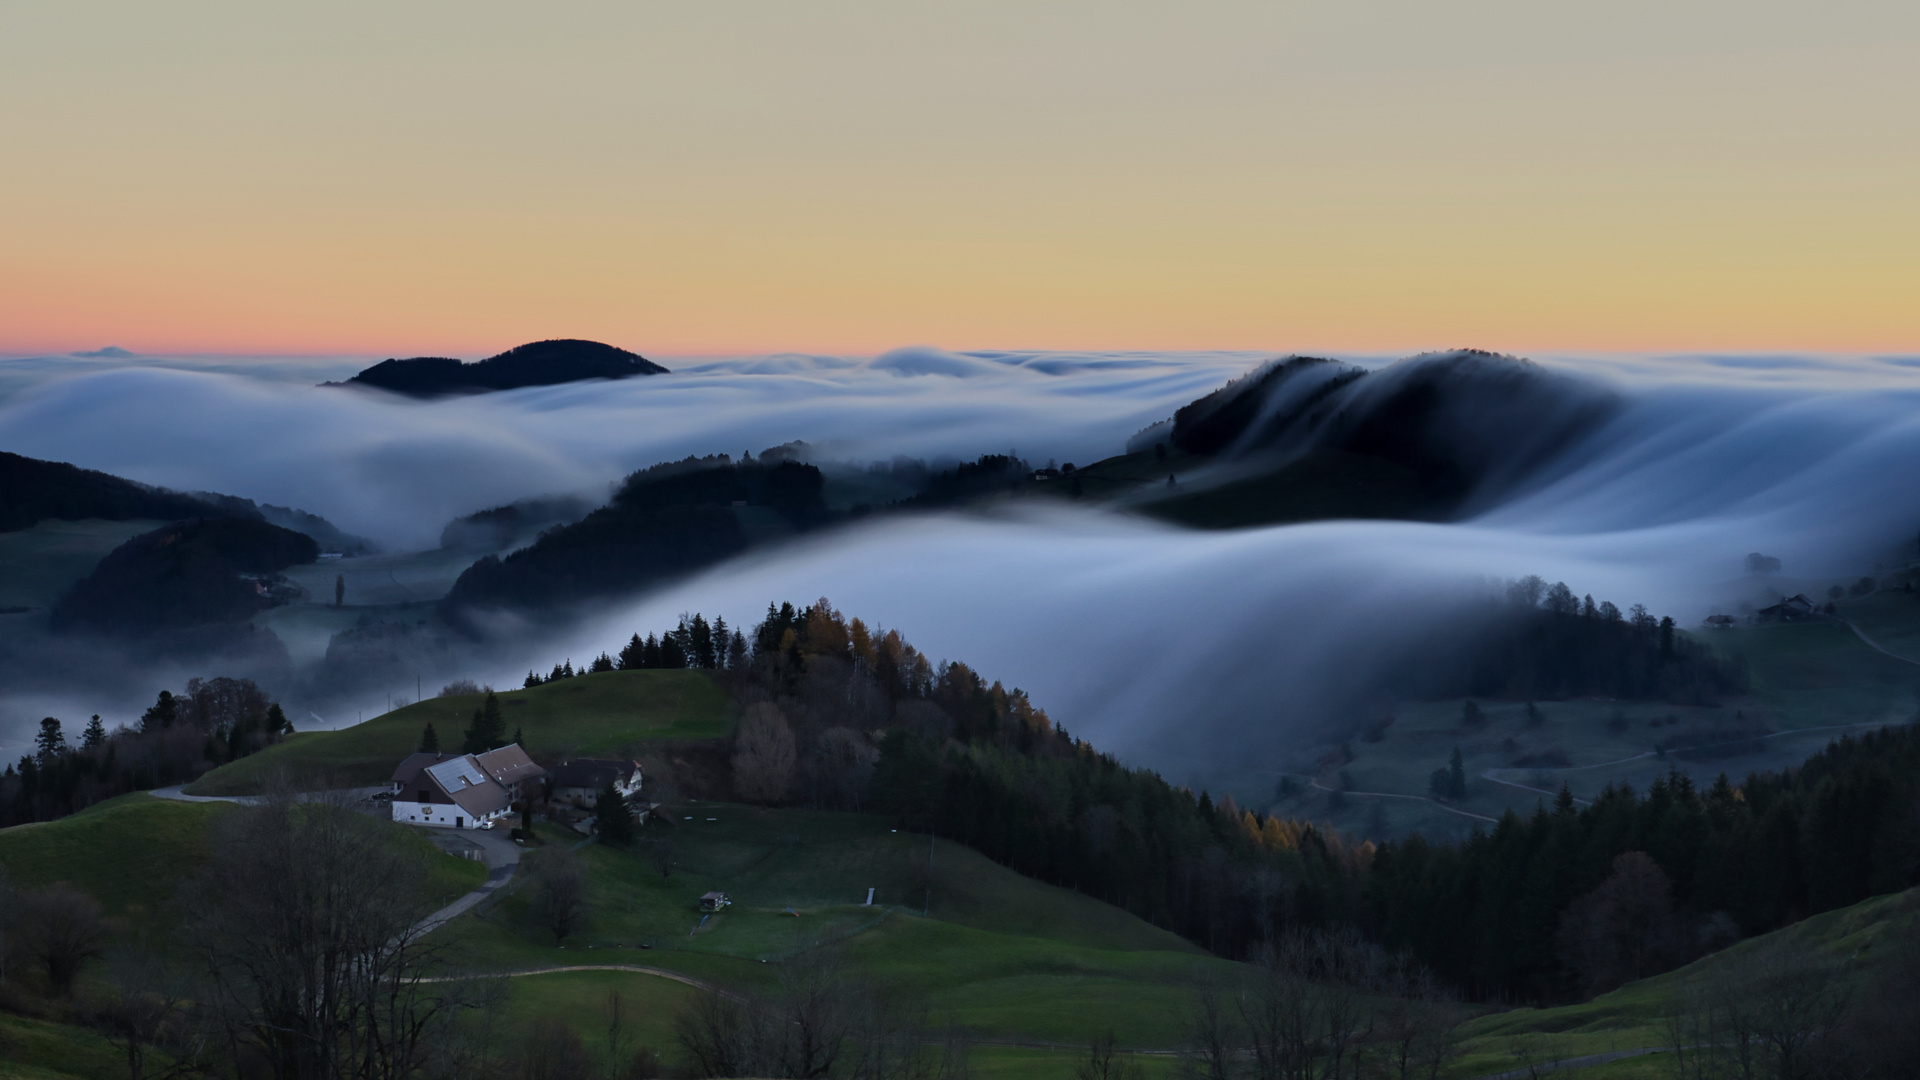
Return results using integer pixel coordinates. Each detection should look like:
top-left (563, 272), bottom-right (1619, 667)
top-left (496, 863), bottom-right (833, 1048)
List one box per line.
top-left (442, 455), bottom-right (828, 613)
top-left (1384, 576), bottom-right (1748, 704)
top-left (0, 676), bottom-right (291, 826)
top-left (1, 450), bottom-right (253, 532)
top-left (553, 592), bottom-right (1911, 1007)
top-left (49, 517), bottom-right (318, 636)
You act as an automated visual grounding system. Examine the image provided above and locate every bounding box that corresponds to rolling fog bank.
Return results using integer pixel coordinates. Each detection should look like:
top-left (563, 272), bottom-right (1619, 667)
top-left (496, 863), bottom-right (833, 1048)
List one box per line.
top-left (3, 348), bottom-right (1919, 787)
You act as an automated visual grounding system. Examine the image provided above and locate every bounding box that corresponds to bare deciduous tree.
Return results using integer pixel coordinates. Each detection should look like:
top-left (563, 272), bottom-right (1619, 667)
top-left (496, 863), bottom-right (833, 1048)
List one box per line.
top-left (182, 791), bottom-right (460, 1080)
top-left (1558, 851), bottom-right (1687, 995)
top-left (1074, 1029), bottom-right (1142, 1080)
top-left (733, 702), bottom-right (796, 804)
top-left (20, 881), bottom-right (104, 996)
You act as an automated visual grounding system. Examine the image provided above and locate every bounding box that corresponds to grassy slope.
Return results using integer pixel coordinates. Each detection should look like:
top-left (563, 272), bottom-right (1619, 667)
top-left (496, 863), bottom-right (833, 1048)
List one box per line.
top-left (186, 669), bottom-right (730, 794)
top-left (1449, 885), bottom-right (1920, 1078)
top-left (0, 792), bottom-right (483, 922)
top-left (0, 518), bottom-right (166, 612)
top-left (437, 806), bottom-right (1230, 1065)
top-left (0, 794), bottom-right (227, 919)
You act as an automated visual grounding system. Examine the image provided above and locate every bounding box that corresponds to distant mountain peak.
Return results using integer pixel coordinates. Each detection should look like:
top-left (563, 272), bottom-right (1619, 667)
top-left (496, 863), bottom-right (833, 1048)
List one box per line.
top-left (327, 338), bottom-right (669, 397)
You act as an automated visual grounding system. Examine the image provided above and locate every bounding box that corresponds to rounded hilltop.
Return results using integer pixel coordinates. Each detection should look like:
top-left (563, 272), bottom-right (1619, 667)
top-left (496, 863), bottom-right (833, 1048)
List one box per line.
top-left (329, 338), bottom-right (669, 397)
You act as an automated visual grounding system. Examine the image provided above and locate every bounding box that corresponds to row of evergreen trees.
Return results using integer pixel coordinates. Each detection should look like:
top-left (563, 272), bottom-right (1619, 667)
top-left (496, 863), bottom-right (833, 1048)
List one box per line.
top-left (0, 677), bottom-right (291, 826)
top-left (521, 614), bottom-right (750, 689)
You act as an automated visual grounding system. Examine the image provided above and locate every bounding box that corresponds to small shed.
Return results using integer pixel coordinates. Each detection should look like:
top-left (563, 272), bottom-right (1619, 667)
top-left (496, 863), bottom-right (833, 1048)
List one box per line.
top-left (698, 891), bottom-right (732, 912)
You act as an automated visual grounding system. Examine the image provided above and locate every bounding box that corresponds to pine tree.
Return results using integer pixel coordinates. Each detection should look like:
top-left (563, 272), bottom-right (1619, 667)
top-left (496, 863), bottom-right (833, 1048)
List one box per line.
top-left (726, 630), bottom-right (748, 670)
top-left (524, 670), bottom-right (543, 688)
top-left (81, 715), bottom-right (106, 750)
top-left (266, 703), bottom-right (291, 736)
top-left (462, 709), bottom-right (483, 753)
top-left (419, 723), bottom-right (440, 754)
top-left (512, 726), bottom-right (523, 747)
top-left (618, 634), bottom-right (645, 669)
top-left (482, 692), bottom-right (505, 749)
top-left (690, 614), bottom-right (715, 669)
top-left (593, 781), bottom-right (635, 846)
top-left (35, 718), bottom-right (65, 764)
top-left (712, 617), bottom-right (730, 668)
top-left (140, 690), bottom-right (177, 733)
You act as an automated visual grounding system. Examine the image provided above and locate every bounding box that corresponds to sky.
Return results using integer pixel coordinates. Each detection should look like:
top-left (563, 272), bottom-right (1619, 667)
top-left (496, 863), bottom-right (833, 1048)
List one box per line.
top-left (2, 1), bottom-right (1915, 358)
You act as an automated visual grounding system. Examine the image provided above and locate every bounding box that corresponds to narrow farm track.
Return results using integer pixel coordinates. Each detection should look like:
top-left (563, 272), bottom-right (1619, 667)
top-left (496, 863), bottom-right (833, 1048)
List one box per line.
top-left (150, 784), bottom-right (520, 938)
top-left (1839, 616), bottom-right (1920, 667)
top-left (1305, 776), bottom-right (1500, 823)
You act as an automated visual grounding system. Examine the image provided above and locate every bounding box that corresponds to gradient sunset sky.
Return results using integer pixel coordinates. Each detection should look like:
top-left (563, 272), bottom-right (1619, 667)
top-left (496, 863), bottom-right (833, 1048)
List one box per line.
top-left (2, 1), bottom-right (1914, 358)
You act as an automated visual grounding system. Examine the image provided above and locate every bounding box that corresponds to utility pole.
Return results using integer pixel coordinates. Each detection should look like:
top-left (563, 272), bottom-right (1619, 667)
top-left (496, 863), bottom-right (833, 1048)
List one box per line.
top-left (923, 831), bottom-right (935, 917)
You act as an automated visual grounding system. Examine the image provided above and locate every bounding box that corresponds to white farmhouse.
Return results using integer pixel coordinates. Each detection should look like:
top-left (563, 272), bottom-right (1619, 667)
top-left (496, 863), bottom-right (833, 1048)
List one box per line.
top-left (390, 744), bottom-right (544, 830)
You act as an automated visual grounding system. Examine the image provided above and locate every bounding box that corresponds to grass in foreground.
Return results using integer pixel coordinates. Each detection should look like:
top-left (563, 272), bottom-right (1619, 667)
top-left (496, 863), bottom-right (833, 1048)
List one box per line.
top-left (438, 806), bottom-right (1229, 1055)
top-left (186, 668), bottom-right (730, 794)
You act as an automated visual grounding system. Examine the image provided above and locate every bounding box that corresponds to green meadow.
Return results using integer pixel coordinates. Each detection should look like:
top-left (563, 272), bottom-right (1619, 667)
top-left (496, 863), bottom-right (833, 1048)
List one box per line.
top-left (185, 669), bottom-right (730, 794)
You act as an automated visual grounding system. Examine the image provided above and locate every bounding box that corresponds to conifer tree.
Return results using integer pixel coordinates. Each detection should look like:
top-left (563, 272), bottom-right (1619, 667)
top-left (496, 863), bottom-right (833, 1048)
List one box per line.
top-left (266, 702), bottom-right (291, 736)
top-left (419, 723), bottom-right (439, 754)
top-left (140, 690), bottom-right (177, 733)
top-left (34, 718), bottom-right (65, 764)
top-left (618, 633), bottom-right (644, 669)
top-left (593, 781), bottom-right (635, 846)
top-left (512, 726), bottom-right (523, 747)
top-left (81, 715), bottom-right (106, 750)
top-left (524, 670), bottom-right (542, 688)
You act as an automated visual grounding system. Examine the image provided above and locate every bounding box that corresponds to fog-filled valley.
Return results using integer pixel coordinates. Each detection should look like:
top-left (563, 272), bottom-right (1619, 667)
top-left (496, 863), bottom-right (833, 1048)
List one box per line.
top-left (5, 345), bottom-right (1919, 807)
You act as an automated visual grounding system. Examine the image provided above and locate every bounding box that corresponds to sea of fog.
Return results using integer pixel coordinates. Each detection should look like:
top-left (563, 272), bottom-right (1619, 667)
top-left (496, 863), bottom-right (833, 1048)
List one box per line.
top-left (3, 346), bottom-right (1919, 784)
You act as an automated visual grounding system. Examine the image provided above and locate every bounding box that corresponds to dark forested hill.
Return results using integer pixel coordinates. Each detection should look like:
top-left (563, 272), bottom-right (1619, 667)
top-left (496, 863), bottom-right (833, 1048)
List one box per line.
top-left (0, 450), bottom-right (373, 552)
top-left (1, 450), bottom-right (234, 532)
top-left (331, 338), bottom-right (668, 397)
top-left (442, 456), bottom-right (829, 613)
top-left (1134, 350), bottom-right (1621, 528)
top-left (50, 518), bottom-right (319, 635)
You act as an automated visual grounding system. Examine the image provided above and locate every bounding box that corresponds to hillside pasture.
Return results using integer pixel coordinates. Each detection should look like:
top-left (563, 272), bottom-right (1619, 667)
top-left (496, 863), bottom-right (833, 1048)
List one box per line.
top-left (185, 668), bottom-right (729, 794)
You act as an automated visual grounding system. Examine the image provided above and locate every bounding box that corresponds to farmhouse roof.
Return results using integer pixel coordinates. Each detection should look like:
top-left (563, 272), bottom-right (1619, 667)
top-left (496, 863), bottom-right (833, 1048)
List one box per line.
top-left (474, 744), bottom-right (544, 787)
top-left (391, 752), bottom-right (455, 786)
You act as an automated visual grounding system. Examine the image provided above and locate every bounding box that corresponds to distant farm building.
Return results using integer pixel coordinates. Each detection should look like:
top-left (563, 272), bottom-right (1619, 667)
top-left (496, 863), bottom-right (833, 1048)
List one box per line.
top-left (548, 757), bottom-right (644, 808)
top-left (699, 891), bottom-right (732, 912)
top-left (390, 744), bottom-right (544, 830)
top-left (1755, 595), bottom-right (1818, 623)
top-left (1704, 614), bottom-right (1737, 629)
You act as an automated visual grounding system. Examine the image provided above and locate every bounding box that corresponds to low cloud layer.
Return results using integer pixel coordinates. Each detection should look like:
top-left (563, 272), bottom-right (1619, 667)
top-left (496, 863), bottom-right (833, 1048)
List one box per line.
top-left (0, 348), bottom-right (1260, 549)
top-left (4, 347), bottom-right (1919, 785)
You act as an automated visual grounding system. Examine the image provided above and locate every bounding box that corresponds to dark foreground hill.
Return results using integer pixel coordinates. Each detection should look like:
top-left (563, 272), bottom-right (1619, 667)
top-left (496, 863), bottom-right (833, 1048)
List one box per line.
top-left (51, 517), bottom-right (319, 636)
top-left (331, 338), bottom-right (669, 397)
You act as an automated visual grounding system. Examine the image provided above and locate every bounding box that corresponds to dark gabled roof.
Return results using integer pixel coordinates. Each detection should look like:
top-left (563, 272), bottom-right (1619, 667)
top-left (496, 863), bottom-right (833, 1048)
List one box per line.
top-left (550, 758), bottom-right (639, 790)
top-left (392, 752), bottom-right (456, 786)
top-left (475, 743), bottom-right (545, 787)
